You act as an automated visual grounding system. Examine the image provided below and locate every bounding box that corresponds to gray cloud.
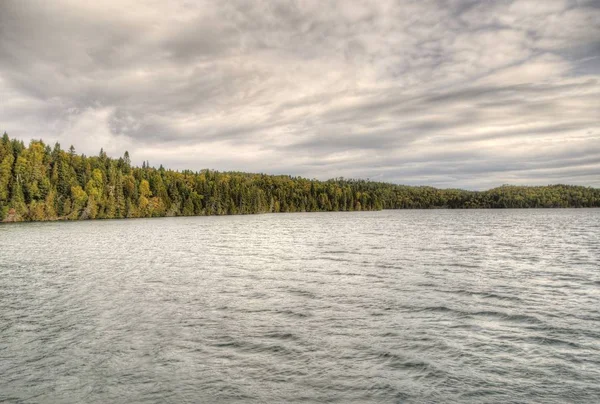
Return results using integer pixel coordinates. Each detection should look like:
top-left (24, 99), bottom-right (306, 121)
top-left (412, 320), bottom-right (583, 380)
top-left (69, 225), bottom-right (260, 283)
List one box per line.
top-left (1, 0), bottom-right (599, 190)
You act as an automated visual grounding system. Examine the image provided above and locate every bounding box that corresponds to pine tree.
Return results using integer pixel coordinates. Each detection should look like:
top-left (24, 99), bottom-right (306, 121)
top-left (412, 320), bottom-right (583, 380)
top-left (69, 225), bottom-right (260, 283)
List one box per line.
top-left (0, 132), bottom-right (599, 222)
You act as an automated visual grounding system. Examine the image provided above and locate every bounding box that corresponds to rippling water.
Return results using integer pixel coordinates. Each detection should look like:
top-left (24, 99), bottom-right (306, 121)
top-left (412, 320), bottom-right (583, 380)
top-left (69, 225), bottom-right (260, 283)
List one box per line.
top-left (1, 210), bottom-right (599, 403)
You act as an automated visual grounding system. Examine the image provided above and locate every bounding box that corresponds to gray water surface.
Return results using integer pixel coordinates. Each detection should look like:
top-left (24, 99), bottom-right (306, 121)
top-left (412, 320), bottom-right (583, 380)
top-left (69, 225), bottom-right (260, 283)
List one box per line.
top-left (1, 210), bottom-right (599, 403)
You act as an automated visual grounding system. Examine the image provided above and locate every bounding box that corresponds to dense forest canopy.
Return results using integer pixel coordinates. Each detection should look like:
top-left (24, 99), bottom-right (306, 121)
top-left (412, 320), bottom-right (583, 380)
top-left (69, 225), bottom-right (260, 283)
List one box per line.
top-left (0, 133), bottom-right (599, 222)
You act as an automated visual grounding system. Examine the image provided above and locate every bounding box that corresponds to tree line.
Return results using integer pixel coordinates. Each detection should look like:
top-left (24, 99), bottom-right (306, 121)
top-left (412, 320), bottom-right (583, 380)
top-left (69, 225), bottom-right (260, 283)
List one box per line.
top-left (1, 134), bottom-right (599, 222)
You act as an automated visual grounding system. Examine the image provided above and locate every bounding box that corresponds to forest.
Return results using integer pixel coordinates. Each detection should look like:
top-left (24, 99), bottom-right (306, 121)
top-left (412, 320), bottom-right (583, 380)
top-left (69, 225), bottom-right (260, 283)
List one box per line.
top-left (1, 133), bottom-right (599, 222)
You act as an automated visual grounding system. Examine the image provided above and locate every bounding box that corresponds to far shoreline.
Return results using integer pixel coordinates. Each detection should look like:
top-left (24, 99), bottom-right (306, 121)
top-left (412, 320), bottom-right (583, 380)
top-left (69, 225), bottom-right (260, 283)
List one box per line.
top-left (2, 206), bottom-right (599, 225)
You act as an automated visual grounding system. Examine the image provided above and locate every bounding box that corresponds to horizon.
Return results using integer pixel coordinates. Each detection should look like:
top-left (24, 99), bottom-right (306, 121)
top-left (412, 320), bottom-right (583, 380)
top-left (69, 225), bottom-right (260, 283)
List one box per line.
top-left (1, 0), bottom-right (599, 190)
top-left (4, 131), bottom-right (598, 193)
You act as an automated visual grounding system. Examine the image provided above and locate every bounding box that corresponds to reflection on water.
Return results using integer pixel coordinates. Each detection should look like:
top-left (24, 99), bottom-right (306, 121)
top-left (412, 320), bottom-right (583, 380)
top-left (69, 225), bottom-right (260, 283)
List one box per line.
top-left (1, 210), bottom-right (599, 403)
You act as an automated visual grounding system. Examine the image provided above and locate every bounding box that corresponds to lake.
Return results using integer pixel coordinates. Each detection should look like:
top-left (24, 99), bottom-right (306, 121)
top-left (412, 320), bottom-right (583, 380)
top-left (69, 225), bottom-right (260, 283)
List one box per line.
top-left (1, 210), bottom-right (599, 403)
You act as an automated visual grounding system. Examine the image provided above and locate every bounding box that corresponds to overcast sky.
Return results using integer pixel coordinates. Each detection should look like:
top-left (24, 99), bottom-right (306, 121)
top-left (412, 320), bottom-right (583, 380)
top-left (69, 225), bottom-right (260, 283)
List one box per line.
top-left (1, 0), bottom-right (599, 189)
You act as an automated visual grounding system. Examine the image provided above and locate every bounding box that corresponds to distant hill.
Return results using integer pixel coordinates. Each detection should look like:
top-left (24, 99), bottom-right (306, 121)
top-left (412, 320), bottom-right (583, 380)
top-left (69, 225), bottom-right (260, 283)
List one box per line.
top-left (1, 133), bottom-right (599, 222)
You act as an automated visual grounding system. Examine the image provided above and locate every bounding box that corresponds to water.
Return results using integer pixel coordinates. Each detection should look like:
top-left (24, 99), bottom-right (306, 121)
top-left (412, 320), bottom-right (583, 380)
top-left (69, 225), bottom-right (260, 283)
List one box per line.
top-left (1, 210), bottom-right (599, 403)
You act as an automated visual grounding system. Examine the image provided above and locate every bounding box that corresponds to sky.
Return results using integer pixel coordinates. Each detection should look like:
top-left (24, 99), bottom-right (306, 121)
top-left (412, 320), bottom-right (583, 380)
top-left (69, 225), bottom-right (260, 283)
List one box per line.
top-left (1, 0), bottom-right (599, 190)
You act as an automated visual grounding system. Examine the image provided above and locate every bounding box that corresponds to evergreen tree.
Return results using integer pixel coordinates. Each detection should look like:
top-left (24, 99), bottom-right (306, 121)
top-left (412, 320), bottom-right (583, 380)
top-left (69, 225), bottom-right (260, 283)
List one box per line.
top-left (0, 133), bottom-right (599, 222)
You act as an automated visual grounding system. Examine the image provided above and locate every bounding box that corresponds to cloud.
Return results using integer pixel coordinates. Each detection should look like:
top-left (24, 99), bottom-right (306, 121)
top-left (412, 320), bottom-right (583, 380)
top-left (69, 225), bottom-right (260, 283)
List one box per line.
top-left (0, 0), bottom-right (599, 189)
